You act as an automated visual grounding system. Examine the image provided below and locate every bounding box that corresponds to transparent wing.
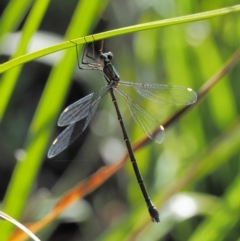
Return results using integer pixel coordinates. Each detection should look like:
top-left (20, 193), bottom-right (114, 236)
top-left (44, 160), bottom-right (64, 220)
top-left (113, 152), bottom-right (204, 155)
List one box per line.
top-left (48, 87), bottom-right (109, 158)
top-left (117, 88), bottom-right (165, 143)
top-left (48, 118), bottom-right (88, 158)
top-left (119, 81), bottom-right (197, 105)
top-left (58, 86), bottom-right (110, 126)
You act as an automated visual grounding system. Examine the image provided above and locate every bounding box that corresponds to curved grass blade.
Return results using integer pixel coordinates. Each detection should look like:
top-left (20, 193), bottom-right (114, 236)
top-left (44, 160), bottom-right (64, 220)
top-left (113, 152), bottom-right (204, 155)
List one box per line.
top-left (0, 211), bottom-right (40, 241)
top-left (117, 88), bottom-right (165, 143)
top-left (1, 4), bottom-right (240, 73)
top-left (119, 81), bottom-right (197, 105)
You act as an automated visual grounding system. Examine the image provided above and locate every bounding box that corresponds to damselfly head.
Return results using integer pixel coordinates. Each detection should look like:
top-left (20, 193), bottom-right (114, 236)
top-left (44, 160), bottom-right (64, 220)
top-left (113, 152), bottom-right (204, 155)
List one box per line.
top-left (99, 52), bottom-right (113, 63)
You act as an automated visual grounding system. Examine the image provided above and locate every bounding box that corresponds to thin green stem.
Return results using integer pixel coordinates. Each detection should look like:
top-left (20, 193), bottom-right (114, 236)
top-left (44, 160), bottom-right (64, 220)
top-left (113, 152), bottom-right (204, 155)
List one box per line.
top-left (1, 4), bottom-right (240, 73)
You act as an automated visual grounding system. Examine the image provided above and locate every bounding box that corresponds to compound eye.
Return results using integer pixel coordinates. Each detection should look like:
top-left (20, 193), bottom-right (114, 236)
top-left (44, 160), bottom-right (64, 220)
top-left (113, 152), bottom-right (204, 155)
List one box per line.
top-left (107, 52), bottom-right (113, 59)
top-left (99, 53), bottom-right (105, 60)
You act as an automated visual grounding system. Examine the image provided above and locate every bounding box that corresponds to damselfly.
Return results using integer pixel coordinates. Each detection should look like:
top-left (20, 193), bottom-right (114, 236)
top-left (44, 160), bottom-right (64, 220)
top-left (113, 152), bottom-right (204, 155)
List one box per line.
top-left (48, 39), bottom-right (197, 222)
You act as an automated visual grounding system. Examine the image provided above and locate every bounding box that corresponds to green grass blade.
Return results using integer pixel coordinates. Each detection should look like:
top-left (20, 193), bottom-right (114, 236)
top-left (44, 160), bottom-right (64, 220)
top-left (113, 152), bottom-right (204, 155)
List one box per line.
top-left (97, 121), bottom-right (240, 241)
top-left (0, 0), bottom-right (51, 120)
top-left (0, 0), bottom-right (108, 239)
top-left (1, 4), bottom-right (240, 73)
top-left (0, 0), bottom-right (32, 39)
top-left (194, 37), bottom-right (237, 130)
top-left (188, 175), bottom-right (240, 241)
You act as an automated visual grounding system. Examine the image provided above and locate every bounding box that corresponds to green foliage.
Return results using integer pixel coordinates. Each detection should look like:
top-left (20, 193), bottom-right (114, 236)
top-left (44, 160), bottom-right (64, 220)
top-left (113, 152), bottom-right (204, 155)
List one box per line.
top-left (0, 1), bottom-right (240, 241)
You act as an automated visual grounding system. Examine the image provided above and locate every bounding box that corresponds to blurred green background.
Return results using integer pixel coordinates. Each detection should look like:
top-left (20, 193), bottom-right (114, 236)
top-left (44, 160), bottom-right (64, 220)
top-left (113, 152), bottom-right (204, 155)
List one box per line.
top-left (0, 0), bottom-right (240, 240)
